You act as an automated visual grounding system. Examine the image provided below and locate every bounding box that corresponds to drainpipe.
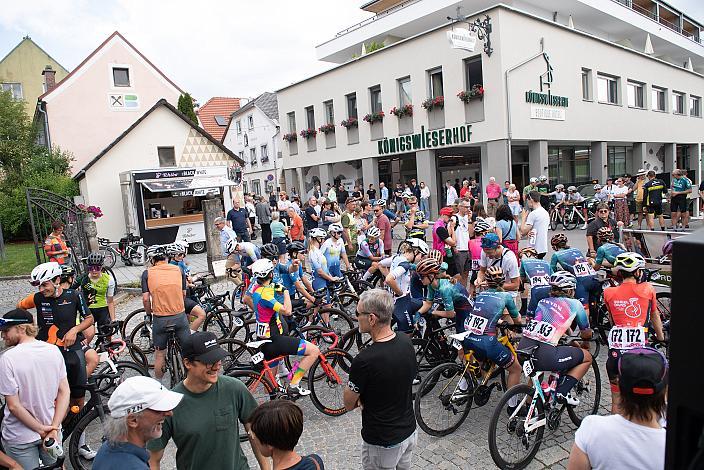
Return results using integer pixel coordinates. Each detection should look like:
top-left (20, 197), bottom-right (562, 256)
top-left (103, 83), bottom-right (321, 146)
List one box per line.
top-left (37, 101), bottom-right (51, 149)
top-left (272, 124), bottom-right (281, 193)
top-left (505, 38), bottom-right (545, 180)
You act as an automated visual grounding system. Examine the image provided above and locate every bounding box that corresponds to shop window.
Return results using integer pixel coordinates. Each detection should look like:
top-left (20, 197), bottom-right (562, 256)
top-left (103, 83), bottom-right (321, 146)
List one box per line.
top-left (672, 91), bottom-right (685, 114)
top-left (548, 146), bottom-right (591, 186)
top-left (627, 81), bottom-right (644, 108)
top-left (346, 93), bottom-right (357, 119)
top-left (398, 77), bottom-right (412, 107)
top-left (1, 83), bottom-right (23, 100)
top-left (112, 67), bottom-right (130, 87)
top-left (305, 106), bottom-right (315, 129)
top-left (607, 147), bottom-right (627, 178)
top-left (676, 145), bottom-right (690, 170)
top-left (652, 86), bottom-right (666, 111)
top-left (157, 147), bottom-right (176, 167)
top-left (597, 73), bottom-right (619, 104)
top-left (287, 112), bottom-right (296, 133)
top-left (428, 67), bottom-right (443, 99)
top-left (324, 100), bottom-right (335, 124)
top-left (464, 56), bottom-right (483, 90)
top-left (369, 85), bottom-right (382, 114)
top-left (581, 68), bottom-right (592, 101)
top-left (690, 95), bottom-right (701, 117)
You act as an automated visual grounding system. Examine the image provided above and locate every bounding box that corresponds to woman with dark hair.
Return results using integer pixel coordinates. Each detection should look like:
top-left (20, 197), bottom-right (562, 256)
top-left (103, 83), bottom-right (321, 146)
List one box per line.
top-left (495, 204), bottom-right (519, 259)
top-left (320, 200), bottom-right (336, 231)
top-left (471, 204), bottom-right (487, 222)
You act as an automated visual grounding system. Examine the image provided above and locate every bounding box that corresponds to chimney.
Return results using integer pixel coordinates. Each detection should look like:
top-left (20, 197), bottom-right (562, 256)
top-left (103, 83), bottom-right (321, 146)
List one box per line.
top-left (42, 65), bottom-right (56, 92)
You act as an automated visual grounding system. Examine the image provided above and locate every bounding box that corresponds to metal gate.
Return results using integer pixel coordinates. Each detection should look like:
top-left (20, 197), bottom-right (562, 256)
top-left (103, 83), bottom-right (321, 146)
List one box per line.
top-left (26, 188), bottom-right (91, 275)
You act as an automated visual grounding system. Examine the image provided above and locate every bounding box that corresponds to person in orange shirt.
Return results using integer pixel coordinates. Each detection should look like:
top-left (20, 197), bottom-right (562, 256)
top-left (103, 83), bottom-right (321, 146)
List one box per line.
top-left (287, 206), bottom-right (304, 242)
top-left (603, 252), bottom-right (665, 413)
top-left (43, 221), bottom-right (70, 265)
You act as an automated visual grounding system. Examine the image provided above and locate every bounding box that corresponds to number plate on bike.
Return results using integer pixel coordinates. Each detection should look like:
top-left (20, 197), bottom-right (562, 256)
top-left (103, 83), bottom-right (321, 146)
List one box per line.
top-left (251, 352), bottom-right (264, 364)
top-left (573, 261), bottom-right (595, 278)
top-left (522, 360), bottom-right (534, 377)
top-left (471, 259), bottom-right (480, 271)
top-left (530, 275), bottom-right (550, 287)
top-left (608, 326), bottom-right (646, 350)
top-left (464, 314), bottom-right (488, 336)
top-left (233, 317), bottom-right (244, 327)
top-left (523, 320), bottom-right (556, 344)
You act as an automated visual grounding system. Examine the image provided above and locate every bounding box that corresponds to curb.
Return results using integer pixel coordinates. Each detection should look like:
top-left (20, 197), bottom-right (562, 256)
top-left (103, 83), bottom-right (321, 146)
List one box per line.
top-left (0, 275), bottom-right (30, 281)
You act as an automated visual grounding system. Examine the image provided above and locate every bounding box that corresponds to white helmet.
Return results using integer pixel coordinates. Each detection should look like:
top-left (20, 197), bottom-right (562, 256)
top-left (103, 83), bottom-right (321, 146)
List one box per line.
top-left (539, 175), bottom-right (548, 182)
top-left (174, 240), bottom-right (189, 254)
top-left (30, 262), bottom-right (63, 286)
top-left (146, 244), bottom-right (167, 260)
top-left (329, 223), bottom-right (343, 234)
top-left (405, 238), bottom-right (429, 255)
top-left (549, 271), bottom-right (577, 290)
top-left (555, 184), bottom-right (564, 190)
top-left (250, 259), bottom-right (274, 278)
top-left (225, 238), bottom-right (240, 256)
top-left (366, 226), bottom-right (381, 238)
top-left (309, 228), bottom-right (327, 239)
top-left (567, 186), bottom-right (577, 192)
top-left (164, 243), bottom-right (182, 257)
top-left (529, 177), bottom-right (538, 183)
top-left (474, 219), bottom-right (492, 234)
top-left (374, 199), bottom-right (386, 207)
top-left (593, 184), bottom-right (602, 190)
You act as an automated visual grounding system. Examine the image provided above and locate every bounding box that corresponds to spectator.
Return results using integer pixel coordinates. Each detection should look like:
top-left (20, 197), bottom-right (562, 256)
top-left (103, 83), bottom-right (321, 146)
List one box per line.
top-left (409, 179), bottom-right (421, 201)
top-left (249, 401), bottom-right (324, 470)
top-left (95, 376), bottom-right (183, 469)
top-left (43, 220), bottom-right (70, 265)
top-left (459, 180), bottom-right (471, 199)
top-left (472, 204), bottom-right (488, 222)
top-left (612, 178), bottom-right (630, 226)
top-left (227, 199), bottom-right (252, 242)
top-left (454, 178), bottom-right (461, 196)
top-left (454, 200), bottom-right (472, 288)
top-left (485, 177), bottom-right (502, 217)
top-left (568, 347), bottom-right (667, 470)
top-left (366, 184), bottom-right (377, 202)
top-left (506, 183), bottom-right (521, 222)
top-left (393, 183), bottom-right (404, 211)
top-left (341, 199), bottom-right (360, 258)
top-left (214, 217), bottom-right (238, 271)
top-left (311, 183), bottom-right (323, 200)
top-left (470, 178), bottom-right (480, 201)
top-left (495, 204), bottom-right (519, 259)
top-left (352, 185), bottom-right (363, 199)
top-left (419, 182), bottom-right (431, 215)
top-left (304, 197), bottom-right (320, 233)
top-left (288, 207), bottom-right (304, 242)
top-left (327, 184), bottom-right (336, 203)
top-left (335, 184), bottom-right (346, 205)
top-left (603, 177), bottom-right (615, 201)
top-left (320, 200), bottom-right (337, 231)
top-left (502, 180), bottom-right (511, 205)
top-left (345, 289), bottom-right (418, 470)
top-left (147, 332), bottom-right (268, 469)
top-left (379, 182), bottom-right (389, 204)
top-left (290, 187), bottom-right (298, 199)
top-left (519, 192), bottom-right (550, 259)
top-left (0, 309), bottom-right (69, 470)
top-left (270, 212), bottom-right (289, 254)
top-left (446, 180), bottom-right (459, 206)
top-left (586, 202), bottom-right (620, 254)
top-left (373, 200), bottom-right (392, 256)
top-left (278, 192), bottom-right (291, 226)
top-left (255, 196), bottom-right (272, 244)
top-left (290, 197), bottom-right (302, 216)
top-left (268, 191), bottom-right (277, 211)
top-left (643, 171), bottom-right (666, 231)
top-left (633, 170), bottom-right (647, 229)
top-left (245, 196), bottom-right (256, 235)
top-left (670, 168), bottom-right (692, 230)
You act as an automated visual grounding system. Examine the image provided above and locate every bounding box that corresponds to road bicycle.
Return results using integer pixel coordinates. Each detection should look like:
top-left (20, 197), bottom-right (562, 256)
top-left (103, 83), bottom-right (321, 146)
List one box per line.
top-left (549, 203), bottom-right (568, 231)
top-left (91, 321), bottom-right (149, 394)
top-left (97, 233), bottom-right (147, 268)
top-left (562, 202), bottom-right (594, 230)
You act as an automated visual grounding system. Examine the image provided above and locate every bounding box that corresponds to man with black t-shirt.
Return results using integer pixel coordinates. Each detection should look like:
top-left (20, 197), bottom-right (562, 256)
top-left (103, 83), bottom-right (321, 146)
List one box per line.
top-left (367, 184), bottom-right (376, 202)
top-left (304, 196), bottom-right (320, 233)
top-left (536, 175), bottom-right (550, 208)
top-left (643, 170), bottom-right (666, 231)
top-left (345, 289), bottom-right (417, 470)
top-left (586, 203), bottom-right (620, 254)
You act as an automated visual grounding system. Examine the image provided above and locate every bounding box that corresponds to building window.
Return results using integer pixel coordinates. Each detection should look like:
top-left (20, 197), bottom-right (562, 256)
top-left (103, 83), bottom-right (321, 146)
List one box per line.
top-left (465, 56), bottom-right (483, 90)
top-left (369, 86), bottom-right (382, 114)
top-left (261, 144), bottom-right (269, 162)
top-left (214, 115), bottom-right (227, 126)
top-left (157, 147), bottom-right (176, 167)
top-left (252, 179), bottom-right (261, 195)
top-left (398, 77), bottom-right (412, 107)
top-left (244, 134), bottom-right (248, 147)
top-left (597, 73), bottom-right (618, 104)
top-left (626, 81), bottom-right (644, 108)
top-left (305, 106), bottom-right (315, 129)
top-left (690, 95), bottom-right (701, 117)
top-left (235, 120), bottom-right (242, 134)
top-left (112, 67), bottom-right (130, 87)
top-left (676, 145), bottom-right (690, 169)
top-left (247, 115), bottom-right (254, 129)
top-left (607, 146), bottom-right (627, 178)
top-left (652, 86), bottom-right (666, 111)
top-left (1, 83), bottom-right (23, 100)
top-left (548, 146), bottom-right (591, 186)
top-left (428, 68), bottom-right (443, 99)
top-left (287, 112), bottom-right (296, 133)
top-left (250, 147), bottom-right (257, 165)
top-left (323, 100), bottom-right (334, 124)
top-left (242, 181), bottom-right (248, 194)
top-left (672, 91), bottom-right (685, 115)
top-left (581, 68), bottom-right (592, 101)
top-left (346, 93), bottom-right (357, 119)
top-left (239, 151), bottom-right (245, 163)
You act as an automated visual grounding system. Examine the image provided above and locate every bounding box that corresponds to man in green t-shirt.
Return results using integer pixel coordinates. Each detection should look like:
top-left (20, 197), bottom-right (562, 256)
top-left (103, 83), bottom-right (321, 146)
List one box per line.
top-left (147, 332), bottom-right (268, 470)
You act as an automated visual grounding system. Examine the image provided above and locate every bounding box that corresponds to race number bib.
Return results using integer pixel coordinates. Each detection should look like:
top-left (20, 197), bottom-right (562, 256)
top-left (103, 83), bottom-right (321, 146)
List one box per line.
top-left (608, 326), bottom-right (646, 350)
top-left (530, 275), bottom-right (550, 287)
top-left (464, 314), bottom-right (488, 336)
top-left (573, 261), bottom-right (595, 278)
top-left (256, 322), bottom-right (270, 338)
top-left (471, 259), bottom-right (480, 271)
top-left (523, 320), bottom-right (556, 344)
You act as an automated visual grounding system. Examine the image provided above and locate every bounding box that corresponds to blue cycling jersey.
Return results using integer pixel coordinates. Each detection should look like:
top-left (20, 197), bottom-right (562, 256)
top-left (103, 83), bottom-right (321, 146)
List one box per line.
top-left (520, 259), bottom-right (552, 285)
top-left (322, 238), bottom-right (345, 268)
top-left (595, 242), bottom-right (626, 265)
top-left (278, 260), bottom-right (303, 296)
top-left (467, 289), bottom-right (519, 336)
top-left (425, 279), bottom-right (472, 333)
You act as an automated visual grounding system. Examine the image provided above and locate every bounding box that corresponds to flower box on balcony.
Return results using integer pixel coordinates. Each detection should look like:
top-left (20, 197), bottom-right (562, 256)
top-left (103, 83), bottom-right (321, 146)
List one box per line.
top-left (457, 84), bottom-right (485, 103)
top-left (422, 96), bottom-right (444, 111)
top-left (363, 111), bottom-right (385, 124)
top-left (390, 104), bottom-right (413, 118)
top-left (319, 123), bottom-right (335, 134)
top-left (299, 128), bottom-right (317, 139)
top-left (282, 132), bottom-right (297, 142)
top-left (341, 117), bottom-right (358, 129)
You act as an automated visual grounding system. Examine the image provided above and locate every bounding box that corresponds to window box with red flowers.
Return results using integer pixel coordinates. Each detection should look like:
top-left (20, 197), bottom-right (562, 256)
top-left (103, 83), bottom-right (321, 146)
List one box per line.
top-left (77, 204), bottom-right (103, 218)
top-left (340, 117), bottom-right (358, 129)
top-left (299, 128), bottom-right (317, 139)
top-left (422, 96), bottom-right (444, 111)
top-left (363, 111), bottom-right (385, 124)
top-left (283, 132), bottom-right (297, 142)
top-left (390, 104), bottom-right (413, 118)
top-left (457, 84), bottom-right (485, 103)
top-left (319, 123), bottom-right (335, 134)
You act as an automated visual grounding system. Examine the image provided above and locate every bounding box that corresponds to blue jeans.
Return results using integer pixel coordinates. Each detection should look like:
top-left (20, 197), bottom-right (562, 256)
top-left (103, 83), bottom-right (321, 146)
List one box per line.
top-left (3, 431), bottom-right (62, 470)
top-left (420, 198), bottom-right (430, 216)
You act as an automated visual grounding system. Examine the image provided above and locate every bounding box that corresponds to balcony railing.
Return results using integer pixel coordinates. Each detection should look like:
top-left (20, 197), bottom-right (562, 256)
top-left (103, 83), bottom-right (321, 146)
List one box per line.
top-left (612, 0), bottom-right (702, 45)
top-left (334, 0), bottom-right (420, 38)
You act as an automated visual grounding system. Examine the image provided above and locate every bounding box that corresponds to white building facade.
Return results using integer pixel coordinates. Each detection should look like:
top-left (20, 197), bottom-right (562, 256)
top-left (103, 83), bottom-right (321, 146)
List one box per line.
top-left (278, 1), bottom-right (704, 216)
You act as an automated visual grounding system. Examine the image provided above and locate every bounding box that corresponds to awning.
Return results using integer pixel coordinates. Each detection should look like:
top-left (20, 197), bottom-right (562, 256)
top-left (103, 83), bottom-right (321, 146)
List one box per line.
top-left (140, 175), bottom-right (238, 193)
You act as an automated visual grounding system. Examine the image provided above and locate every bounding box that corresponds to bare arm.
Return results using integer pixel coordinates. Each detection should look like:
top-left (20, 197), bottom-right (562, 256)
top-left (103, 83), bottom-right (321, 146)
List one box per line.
top-left (344, 387), bottom-right (361, 412)
top-left (385, 274), bottom-right (403, 297)
top-left (5, 394), bottom-right (53, 436)
top-left (149, 448), bottom-right (165, 469)
top-left (142, 292), bottom-right (152, 315)
top-left (107, 296), bottom-right (116, 321)
top-left (52, 378), bottom-right (70, 429)
top-left (566, 443), bottom-right (591, 470)
top-left (246, 422), bottom-right (272, 470)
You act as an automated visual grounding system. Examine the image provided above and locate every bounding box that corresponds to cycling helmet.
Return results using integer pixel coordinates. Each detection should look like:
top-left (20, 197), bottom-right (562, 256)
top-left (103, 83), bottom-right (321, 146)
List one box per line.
top-left (428, 249), bottom-right (444, 263)
top-left (597, 227), bottom-right (614, 242)
top-left (329, 223), bottom-right (344, 234)
top-left (250, 259), bottom-right (275, 279)
top-left (662, 239), bottom-right (674, 257)
top-left (86, 252), bottom-right (105, 266)
top-left (481, 233), bottom-right (501, 249)
top-left (567, 186), bottom-right (577, 192)
top-left (164, 243), bottom-right (182, 257)
top-left (539, 175), bottom-right (548, 182)
top-left (366, 226), bottom-right (381, 239)
top-left (529, 177), bottom-right (538, 183)
top-left (518, 247), bottom-right (538, 259)
top-left (549, 271), bottom-right (577, 290)
top-left (174, 240), bottom-right (189, 254)
top-left (439, 207), bottom-right (454, 217)
top-left (555, 184), bottom-right (564, 190)
top-left (287, 241), bottom-right (305, 253)
top-left (60, 264), bottom-right (76, 282)
top-left (374, 199), bottom-right (386, 207)
top-left (405, 238), bottom-right (429, 255)
top-left (30, 262), bottom-right (63, 286)
top-left (225, 238), bottom-right (239, 256)
top-left (593, 184), bottom-right (602, 190)
top-left (309, 228), bottom-right (327, 240)
top-left (551, 233), bottom-right (568, 248)
top-left (146, 244), bottom-right (167, 260)
top-left (485, 266), bottom-right (504, 287)
top-left (261, 243), bottom-right (280, 260)
top-left (415, 257), bottom-right (441, 276)
top-left (613, 252), bottom-right (646, 272)
top-left (474, 219), bottom-right (492, 235)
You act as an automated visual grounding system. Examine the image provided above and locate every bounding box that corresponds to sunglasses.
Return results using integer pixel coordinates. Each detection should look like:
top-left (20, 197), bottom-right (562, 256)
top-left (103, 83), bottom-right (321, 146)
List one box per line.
top-left (598, 209), bottom-right (609, 213)
top-left (88, 265), bottom-right (102, 271)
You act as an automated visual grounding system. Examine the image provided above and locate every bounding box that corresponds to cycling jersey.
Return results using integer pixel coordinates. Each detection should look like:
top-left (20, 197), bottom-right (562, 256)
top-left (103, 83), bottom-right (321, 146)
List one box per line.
top-left (672, 176), bottom-right (692, 193)
top-left (356, 238), bottom-right (384, 259)
top-left (278, 260), bottom-right (303, 297)
top-left (594, 243), bottom-right (626, 266)
top-left (31, 289), bottom-right (91, 350)
top-left (322, 237), bottom-right (345, 277)
top-left (468, 238), bottom-right (483, 272)
top-left (250, 283), bottom-right (284, 339)
top-left (238, 242), bottom-right (261, 262)
top-left (567, 192), bottom-right (585, 203)
top-left (425, 279), bottom-right (472, 318)
top-left (593, 191), bottom-right (609, 203)
top-left (409, 272), bottom-right (426, 300)
top-left (170, 259), bottom-right (191, 277)
top-left (553, 192), bottom-right (566, 203)
top-left (402, 209), bottom-right (427, 239)
top-left (83, 272), bottom-right (115, 309)
top-left (309, 248), bottom-right (330, 286)
top-left (523, 296), bottom-right (589, 346)
top-left (526, 285), bottom-right (551, 317)
top-left (603, 282), bottom-right (656, 328)
top-left (550, 248), bottom-right (595, 278)
top-left (520, 259), bottom-right (552, 287)
top-left (464, 289), bottom-right (518, 336)
top-left (643, 179), bottom-right (665, 206)
top-left (388, 255), bottom-right (414, 298)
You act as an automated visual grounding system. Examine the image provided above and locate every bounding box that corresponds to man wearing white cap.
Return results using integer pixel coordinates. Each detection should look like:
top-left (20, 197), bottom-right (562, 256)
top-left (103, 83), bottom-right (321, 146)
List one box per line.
top-left (93, 376), bottom-right (182, 469)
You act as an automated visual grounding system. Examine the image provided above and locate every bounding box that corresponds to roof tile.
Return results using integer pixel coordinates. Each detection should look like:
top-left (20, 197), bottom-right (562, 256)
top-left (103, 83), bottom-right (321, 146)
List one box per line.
top-left (197, 97), bottom-right (242, 141)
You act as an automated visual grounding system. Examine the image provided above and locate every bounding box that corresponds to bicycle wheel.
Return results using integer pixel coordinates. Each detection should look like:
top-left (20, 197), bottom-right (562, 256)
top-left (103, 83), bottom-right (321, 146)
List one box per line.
top-left (128, 321), bottom-right (154, 369)
top-left (656, 292), bottom-right (672, 322)
top-left (351, 279), bottom-right (374, 295)
top-left (120, 308), bottom-right (147, 338)
top-left (95, 360), bottom-right (149, 396)
top-left (129, 243), bottom-right (147, 266)
top-left (100, 247), bottom-right (117, 269)
top-left (127, 342), bottom-right (149, 370)
top-left (308, 348), bottom-right (353, 416)
top-left (332, 292), bottom-right (359, 320)
top-left (566, 359), bottom-right (602, 426)
top-left (218, 338), bottom-right (255, 374)
top-left (564, 210), bottom-right (578, 230)
top-left (229, 317), bottom-right (255, 343)
top-left (550, 211), bottom-right (558, 231)
top-left (231, 283), bottom-right (247, 310)
top-left (203, 308), bottom-right (235, 339)
top-left (68, 405), bottom-right (109, 470)
top-left (103, 266), bottom-right (119, 295)
top-left (414, 362), bottom-right (474, 436)
top-left (228, 369), bottom-right (277, 442)
top-left (488, 384), bottom-right (544, 470)
top-left (167, 341), bottom-right (186, 388)
top-left (319, 307), bottom-right (355, 339)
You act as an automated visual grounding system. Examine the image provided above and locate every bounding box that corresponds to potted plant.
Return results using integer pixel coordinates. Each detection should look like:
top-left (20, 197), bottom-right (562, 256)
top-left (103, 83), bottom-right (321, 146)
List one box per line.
top-left (390, 104), bottom-right (413, 118)
top-left (283, 132), bottom-right (297, 142)
top-left (341, 117), bottom-right (358, 129)
top-left (422, 96), bottom-right (444, 111)
top-left (319, 123), bottom-right (335, 134)
top-left (300, 128), bottom-right (317, 139)
top-left (77, 204), bottom-right (104, 218)
top-left (457, 84), bottom-right (485, 103)
top-left (363, 111), bottom-right (385, 124)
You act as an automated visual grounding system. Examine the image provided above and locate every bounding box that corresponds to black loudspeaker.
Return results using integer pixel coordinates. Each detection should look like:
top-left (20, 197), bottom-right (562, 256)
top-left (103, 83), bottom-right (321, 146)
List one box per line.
top-left (665, 228), bottom-right (704, 469)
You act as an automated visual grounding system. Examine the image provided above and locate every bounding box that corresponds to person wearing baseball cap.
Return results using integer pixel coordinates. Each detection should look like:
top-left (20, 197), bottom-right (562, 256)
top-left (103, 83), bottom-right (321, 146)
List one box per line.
top-left (94, 376), bottom-right (183, 469)
top-left (147, 332), bottom-right (268, 469)
top-left (568, 347), bottom-right (668, 470)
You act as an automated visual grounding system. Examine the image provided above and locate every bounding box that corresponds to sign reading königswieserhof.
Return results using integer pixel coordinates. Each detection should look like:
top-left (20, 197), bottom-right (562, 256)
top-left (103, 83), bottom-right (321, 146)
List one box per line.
top-left (525, 52), bottom-right (569, 120)
top-left (447, 28), bottom-right (477, 52)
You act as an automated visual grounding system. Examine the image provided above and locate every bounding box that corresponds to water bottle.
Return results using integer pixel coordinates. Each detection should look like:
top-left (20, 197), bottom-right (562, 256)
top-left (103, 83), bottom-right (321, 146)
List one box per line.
top-left (44, 437), bottom-right (64, 459)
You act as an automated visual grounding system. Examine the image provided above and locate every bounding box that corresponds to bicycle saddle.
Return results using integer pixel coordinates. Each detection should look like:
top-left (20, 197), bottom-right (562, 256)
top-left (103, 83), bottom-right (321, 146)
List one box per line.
top-left (246, 340), bottom-right (272, 349)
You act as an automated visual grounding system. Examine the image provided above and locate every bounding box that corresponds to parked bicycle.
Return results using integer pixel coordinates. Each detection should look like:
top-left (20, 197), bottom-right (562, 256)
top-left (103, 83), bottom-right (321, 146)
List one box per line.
top-left (97, 232), bottom-right (147, 268)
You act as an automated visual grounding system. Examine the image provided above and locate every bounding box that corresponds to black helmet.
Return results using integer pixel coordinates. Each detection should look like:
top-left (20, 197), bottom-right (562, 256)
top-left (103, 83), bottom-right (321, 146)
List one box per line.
top-left (60, 264), bottom-right (76, 282)
top-left (261, 243), bottom-right (280, 260)
top-left (287, 241), bottom-right (305, 253)
top-left (86, 252), bottom-right (105, 267)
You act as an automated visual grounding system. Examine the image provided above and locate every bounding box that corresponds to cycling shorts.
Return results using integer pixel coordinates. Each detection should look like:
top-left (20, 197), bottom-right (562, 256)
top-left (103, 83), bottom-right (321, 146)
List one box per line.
top-left (89, 306), bottom-right (111, 328)
top-left (647, 203), bottom-right (662, 216)
top-left (291, 298), bottom-right (305, 310)
top-left (575, 275), bottom-right (599, 307)
top-left (517, 337), bottom-right (584, 372)
top-left (312, 278), bottom-right (330, 304)
top-left (392, 295), bottom-right (423, 333)
top-left (152, 313), bottom-right (190, 350)
top-left (184, 298), bottom-right (199, 316)
top-left (671, 194), bottom-right (688, 213)
top-left (329, 264), bottom-right (343, 278)
top-left (355, 256), bottom-right (373, 270)
top-left (61, 348), bottom-right (87, 399)
top-left (464, 335), bottom-right (514, 368)
top-left (260, 335), bottom-right (306, 361)
top-left (606, 348), bottom-right (623, 382)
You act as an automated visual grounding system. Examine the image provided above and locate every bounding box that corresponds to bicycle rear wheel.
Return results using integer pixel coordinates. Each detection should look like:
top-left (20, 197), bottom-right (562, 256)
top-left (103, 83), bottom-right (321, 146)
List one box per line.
top-left (129, 243), bottom-right (147, 266)
top-left (566, 359), bottom-right (602, 426)
top-left (167, 341), bottom-right (186, 388)
top-left (128, 321), bottom-right (154, 368)
top-left (95, 360), bottom-right (149, 396)
top-left (550, 211), bottom-right (558, 231)
top-left (120, 308), bottom-right (147, 338)
top-left (218, 338), bottom-right (255, 374)
top-left (100, 247), bottom-right (117, 269)
top-left (656, 292), bottom-right (671, 322)
top-left (68, 405), bottom-right (109, 470)
top-left (308, 348), bottom-right (353, 416)
top-left (414, 362), bottom-right (474, 436)
top-left (203, 308), bottom-right (235, 339)
top-left (564, 210), bottom-right (578, 230)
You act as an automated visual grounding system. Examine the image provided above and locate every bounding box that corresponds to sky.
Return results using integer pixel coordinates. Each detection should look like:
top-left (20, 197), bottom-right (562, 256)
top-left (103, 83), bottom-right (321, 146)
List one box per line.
top-left (0, 0), bottom-right (702, 104)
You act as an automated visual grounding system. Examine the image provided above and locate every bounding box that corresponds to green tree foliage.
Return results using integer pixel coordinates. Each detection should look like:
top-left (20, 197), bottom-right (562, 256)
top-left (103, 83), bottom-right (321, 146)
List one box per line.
top-left (0, 90), bottom-right (78, 240)
top-left (178, 93), bottom-right (198, 124)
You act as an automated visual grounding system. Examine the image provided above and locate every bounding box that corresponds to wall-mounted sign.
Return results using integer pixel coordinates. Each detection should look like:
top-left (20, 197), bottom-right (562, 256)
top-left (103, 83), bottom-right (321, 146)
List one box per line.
top-left (108, 93), bottom-right (139, 110)
top-left (525, 91), bottom-right (569, 108)
top-left (267, 174), bottom-right (274, 181)
top-left (447, 28), bottom-right (477, 52)
top-left (530, 106), bottom-right (565, 121)
top-left (524, 52), bottom-right (568, 119)
top-left (377, 124), bottom-right (473, 156)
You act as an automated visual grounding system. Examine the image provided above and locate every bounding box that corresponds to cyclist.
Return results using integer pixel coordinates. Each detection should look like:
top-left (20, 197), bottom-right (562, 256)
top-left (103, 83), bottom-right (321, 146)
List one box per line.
top-left (518, 271), bottom-right (593, 406)
top-left (322, 223), bottom-right (351, 277)
top-left (643, 170), bottom-right (667, 231)
top-left (565, 186), bottom-right (589, 230)
top-left (164, 243), bottom-right (206, 333)
top-left (518, 247), bottom-right (553, 317)
top-left (225, 238), bottom-right (261, 270)
top-left (280, 241), bottom-right (316, 308)
top-left (385, 238), bottom-right (428, 332)
top-left (468, 219), bottom-right (491, 296)
top-left (604, 252), bottom-right (665, 413)
top-left (249, 259), bottom-right (320, 396)
top-left (80, 251), bottom-right (116, 329)
top-left (591, 227), bottom-right (626, 271)
top-left (308, 228), bottom-right (337, 324)
top-left (549, 233), bottom-right (599, 314)
top-left (355, 226), bottom-right (385, 282)
top-left (476, 233), bottom-right (521, 306)
top-left (549, 184), bottom-right (567, 214)
top-left (416, 257), bottom-right (473, 326)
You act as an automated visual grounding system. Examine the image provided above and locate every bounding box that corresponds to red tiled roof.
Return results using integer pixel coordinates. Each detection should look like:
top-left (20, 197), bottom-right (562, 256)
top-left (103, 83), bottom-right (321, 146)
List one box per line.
top-left (197, 97), bottom-right (241, 141)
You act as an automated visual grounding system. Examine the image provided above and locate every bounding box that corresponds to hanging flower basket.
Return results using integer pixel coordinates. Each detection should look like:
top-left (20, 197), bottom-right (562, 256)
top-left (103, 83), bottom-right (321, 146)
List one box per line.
top-left (319, 123), bottom-right (335, 134)
top-left (422, 96), bottom-right (444, 111)
top-left (300, 128), bottom-right (317, 139)
top-left (77, 204), bottom-right (103, 218)
top-left (340, 117), bottom-right (358, 129)
top-left (363, 111), bottom-right (385, 124)
top-left (283, 132), bottom-right (297, 142)
top-left (457, 84), bottom-right (485, 103)
top-left (390, 104), bottom-right (413, 118)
